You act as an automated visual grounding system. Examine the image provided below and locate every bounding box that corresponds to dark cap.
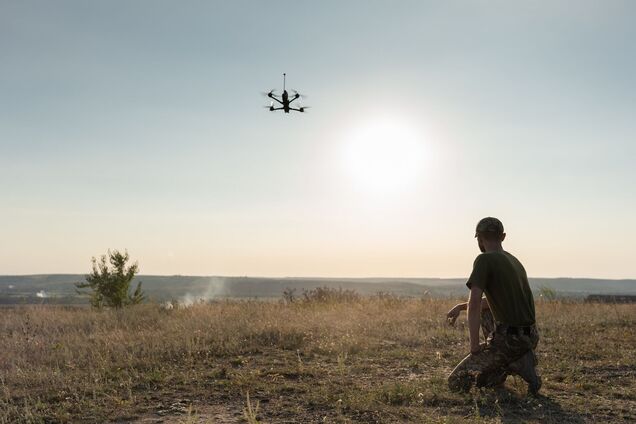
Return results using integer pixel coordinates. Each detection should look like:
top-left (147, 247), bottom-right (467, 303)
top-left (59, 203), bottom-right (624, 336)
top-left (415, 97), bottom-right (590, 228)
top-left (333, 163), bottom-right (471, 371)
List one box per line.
top-left (475, 217), bottom-right (504, 237)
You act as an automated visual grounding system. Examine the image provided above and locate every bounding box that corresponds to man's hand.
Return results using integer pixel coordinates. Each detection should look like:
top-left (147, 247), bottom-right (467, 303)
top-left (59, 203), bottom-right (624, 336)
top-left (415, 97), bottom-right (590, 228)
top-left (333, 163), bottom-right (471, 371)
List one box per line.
top-left (446, 304), bottom-right (464, 326)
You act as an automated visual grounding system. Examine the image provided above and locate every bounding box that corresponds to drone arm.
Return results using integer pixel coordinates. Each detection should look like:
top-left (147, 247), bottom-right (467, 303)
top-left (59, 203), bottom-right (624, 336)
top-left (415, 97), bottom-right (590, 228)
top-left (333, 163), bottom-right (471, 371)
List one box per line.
top-left (288, 94), bottom-right (300, 104)
top-left (269, 95), bottom-right (284, 105)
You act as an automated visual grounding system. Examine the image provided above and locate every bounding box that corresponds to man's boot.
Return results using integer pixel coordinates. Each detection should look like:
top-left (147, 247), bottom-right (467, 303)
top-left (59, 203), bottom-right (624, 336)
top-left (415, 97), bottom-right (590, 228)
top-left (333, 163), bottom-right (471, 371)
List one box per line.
top-left (507, 350), bottom-right (541, 395)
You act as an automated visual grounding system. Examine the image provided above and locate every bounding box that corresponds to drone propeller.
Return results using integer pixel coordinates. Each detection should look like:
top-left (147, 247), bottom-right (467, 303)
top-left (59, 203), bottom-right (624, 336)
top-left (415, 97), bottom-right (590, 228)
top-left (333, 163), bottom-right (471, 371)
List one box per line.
top-left (261, 90), bottom-right (279, 97)
top-left (292, 90), bottom-right (308, 99)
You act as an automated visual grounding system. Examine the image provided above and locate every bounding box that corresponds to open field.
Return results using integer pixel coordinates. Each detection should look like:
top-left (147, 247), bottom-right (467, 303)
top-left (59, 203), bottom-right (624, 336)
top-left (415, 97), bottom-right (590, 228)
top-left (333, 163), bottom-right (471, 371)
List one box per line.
top-left (1, 295), bottom-right (635, 423)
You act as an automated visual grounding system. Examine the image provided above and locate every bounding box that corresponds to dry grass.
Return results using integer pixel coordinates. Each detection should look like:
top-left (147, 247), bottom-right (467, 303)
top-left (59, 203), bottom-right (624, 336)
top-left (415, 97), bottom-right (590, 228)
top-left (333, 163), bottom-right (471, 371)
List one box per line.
top-left (0, 296), bottom-right (635, 423)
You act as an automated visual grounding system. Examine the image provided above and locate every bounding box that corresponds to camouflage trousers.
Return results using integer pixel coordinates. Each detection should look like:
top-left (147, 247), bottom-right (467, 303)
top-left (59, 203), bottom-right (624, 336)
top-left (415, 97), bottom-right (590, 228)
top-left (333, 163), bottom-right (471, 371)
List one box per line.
top-left (448, 310), bottom-right (540, 392)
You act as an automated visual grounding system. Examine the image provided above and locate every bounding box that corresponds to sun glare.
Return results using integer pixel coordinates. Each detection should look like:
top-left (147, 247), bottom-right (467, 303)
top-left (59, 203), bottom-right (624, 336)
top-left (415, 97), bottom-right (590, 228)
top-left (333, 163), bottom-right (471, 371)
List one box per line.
top-left (341, 118), bottom-right (425, 194)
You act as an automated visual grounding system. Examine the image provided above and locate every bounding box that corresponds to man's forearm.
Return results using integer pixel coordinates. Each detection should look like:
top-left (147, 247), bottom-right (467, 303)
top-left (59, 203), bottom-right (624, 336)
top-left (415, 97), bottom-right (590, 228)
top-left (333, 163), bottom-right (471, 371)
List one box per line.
top-left (468, 304), bottom-right (481, 352)
top-left (454, 298), bottom-right (489, 312)
top-left (467, 288), bottom-right (484, 353)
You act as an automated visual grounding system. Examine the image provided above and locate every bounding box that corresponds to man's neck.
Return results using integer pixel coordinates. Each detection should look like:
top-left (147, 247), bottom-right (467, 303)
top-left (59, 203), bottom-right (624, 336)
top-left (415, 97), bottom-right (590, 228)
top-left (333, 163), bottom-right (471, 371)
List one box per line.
top-left (484, 243), bottom-right (504, 253)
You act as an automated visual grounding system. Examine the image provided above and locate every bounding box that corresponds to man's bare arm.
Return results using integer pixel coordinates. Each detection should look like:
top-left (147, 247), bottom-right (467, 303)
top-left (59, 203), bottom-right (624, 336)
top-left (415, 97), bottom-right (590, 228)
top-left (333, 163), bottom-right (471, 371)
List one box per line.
top-left (467, 286), bottom-right (484, 354)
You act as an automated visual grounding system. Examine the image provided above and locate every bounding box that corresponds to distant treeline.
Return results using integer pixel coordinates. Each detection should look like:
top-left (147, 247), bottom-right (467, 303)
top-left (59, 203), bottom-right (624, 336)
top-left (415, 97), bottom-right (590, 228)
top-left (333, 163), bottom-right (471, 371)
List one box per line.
top-left (1, 275), bottom-right (635, 305)
top-left (585, 294), bottom-right (636, 303)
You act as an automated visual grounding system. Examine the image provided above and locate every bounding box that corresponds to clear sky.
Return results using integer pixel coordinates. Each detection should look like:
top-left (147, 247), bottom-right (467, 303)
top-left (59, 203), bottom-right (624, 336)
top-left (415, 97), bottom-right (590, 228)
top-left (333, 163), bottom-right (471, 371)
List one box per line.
top-left (1, 1), bottom-right (635, 278)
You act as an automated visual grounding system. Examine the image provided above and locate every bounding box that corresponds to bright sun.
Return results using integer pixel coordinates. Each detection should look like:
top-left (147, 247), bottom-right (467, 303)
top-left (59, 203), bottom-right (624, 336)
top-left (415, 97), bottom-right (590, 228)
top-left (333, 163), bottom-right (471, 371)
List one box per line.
top-left (341, 118), bottom-right (425, 194)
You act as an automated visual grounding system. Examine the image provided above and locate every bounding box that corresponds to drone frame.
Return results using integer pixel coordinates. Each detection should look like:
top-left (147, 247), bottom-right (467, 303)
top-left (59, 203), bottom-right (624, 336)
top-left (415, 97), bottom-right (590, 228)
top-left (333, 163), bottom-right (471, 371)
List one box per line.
top-left (266, 73), bottom-right (307, 113)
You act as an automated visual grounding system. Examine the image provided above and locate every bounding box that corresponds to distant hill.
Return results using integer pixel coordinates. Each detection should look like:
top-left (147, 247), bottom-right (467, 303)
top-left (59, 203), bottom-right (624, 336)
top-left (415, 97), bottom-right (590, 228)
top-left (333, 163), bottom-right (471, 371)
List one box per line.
top-left (1, 274), bottom-right (635, 305)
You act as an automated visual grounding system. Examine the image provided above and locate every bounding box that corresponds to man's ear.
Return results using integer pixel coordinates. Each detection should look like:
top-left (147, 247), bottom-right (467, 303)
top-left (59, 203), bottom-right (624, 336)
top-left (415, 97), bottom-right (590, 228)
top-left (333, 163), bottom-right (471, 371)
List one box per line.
top-left (500, 232), bottom-right (506, 242)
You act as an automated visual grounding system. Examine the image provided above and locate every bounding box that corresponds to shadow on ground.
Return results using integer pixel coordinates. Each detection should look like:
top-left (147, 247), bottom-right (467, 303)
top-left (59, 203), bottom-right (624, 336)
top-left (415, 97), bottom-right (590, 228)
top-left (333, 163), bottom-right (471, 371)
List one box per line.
top-left (473, 388), bottom-right (587, 424)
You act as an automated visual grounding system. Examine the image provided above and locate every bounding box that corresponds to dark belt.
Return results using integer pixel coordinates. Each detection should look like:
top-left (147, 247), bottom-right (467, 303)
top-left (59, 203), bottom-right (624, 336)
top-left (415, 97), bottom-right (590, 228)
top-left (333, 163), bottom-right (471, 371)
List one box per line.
top-left (495, 323), bottom-right (534, 336)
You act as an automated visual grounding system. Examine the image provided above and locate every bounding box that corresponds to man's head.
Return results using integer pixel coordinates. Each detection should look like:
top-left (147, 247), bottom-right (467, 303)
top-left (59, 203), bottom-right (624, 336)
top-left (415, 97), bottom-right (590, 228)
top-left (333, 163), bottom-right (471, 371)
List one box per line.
top-left (475, 217), bottom-right (506, 252)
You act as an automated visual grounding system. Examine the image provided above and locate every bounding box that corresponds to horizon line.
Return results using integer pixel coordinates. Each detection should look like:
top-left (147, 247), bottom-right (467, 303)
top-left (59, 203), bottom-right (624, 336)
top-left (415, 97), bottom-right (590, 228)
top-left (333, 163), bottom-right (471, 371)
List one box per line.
top-left (1, 274), bottom-right (636, 282)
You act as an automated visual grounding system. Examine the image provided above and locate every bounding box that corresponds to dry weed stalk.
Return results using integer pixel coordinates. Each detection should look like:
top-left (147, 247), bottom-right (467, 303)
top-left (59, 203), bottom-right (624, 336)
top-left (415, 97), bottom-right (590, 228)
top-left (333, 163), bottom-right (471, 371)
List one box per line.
top-left (243, 391), bottom-right (260, 424)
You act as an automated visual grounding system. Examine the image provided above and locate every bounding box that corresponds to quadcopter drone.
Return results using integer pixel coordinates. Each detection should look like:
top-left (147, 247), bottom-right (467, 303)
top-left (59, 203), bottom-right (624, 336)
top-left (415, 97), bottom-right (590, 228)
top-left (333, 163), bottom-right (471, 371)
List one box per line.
top-left (265, 73), bottom-right (308, 113)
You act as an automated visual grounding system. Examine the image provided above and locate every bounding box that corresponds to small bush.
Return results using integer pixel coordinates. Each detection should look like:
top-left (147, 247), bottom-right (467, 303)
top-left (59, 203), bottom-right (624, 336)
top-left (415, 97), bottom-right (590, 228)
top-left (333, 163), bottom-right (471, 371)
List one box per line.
top-left (75, 249), bottom-right (145, 309)
top-left (282, 287), bottom-right (296, 303)
top-left (301, 286), bottom-right (360, 303)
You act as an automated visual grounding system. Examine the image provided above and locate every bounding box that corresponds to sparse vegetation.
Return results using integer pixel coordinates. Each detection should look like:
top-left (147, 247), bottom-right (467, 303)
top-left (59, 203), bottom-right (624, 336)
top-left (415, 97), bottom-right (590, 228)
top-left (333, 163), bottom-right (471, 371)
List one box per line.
top-left (301, 286), bottom-right (360, 303)
top-left (243, 391), bottom-right (260, 424)
top-left (75, 249), bottom-right (145, 308)
top-left (0, 297), bottom-right (634, 422)
top-left (281, 287), bottom-right (296, 304)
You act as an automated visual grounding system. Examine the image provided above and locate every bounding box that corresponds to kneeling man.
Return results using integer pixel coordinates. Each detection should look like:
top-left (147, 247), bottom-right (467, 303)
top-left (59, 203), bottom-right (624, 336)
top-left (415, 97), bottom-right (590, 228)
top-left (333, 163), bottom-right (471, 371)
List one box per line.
top-left (447, 217), bottom-right (541, 395)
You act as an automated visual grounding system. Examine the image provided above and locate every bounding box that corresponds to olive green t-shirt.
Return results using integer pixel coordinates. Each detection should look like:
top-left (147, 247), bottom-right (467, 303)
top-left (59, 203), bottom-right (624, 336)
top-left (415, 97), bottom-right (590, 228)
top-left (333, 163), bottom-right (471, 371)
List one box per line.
top-left (466, 251), bottom-right (536, 326)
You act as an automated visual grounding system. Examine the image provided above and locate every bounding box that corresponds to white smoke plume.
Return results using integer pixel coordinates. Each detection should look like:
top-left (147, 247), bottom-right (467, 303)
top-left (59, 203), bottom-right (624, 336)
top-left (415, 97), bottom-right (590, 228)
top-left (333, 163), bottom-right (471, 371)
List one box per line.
top-left (178, 277), bottom-right (225, 307)
top-left (8, 285), bottom-right (14, 289)
top-left (36, 290), bottom-right (49, 298)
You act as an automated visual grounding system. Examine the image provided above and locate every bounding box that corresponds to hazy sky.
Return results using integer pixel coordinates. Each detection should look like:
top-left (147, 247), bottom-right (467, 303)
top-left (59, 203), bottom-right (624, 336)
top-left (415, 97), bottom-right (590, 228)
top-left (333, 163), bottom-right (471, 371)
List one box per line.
top-left (1, 1), bottom-right (635, 278)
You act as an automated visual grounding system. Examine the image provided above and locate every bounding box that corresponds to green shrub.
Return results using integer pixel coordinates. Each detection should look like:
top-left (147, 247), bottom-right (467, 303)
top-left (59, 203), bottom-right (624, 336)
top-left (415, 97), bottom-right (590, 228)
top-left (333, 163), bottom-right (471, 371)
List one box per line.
top-left (75, 249), bottom-right (145, 308)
